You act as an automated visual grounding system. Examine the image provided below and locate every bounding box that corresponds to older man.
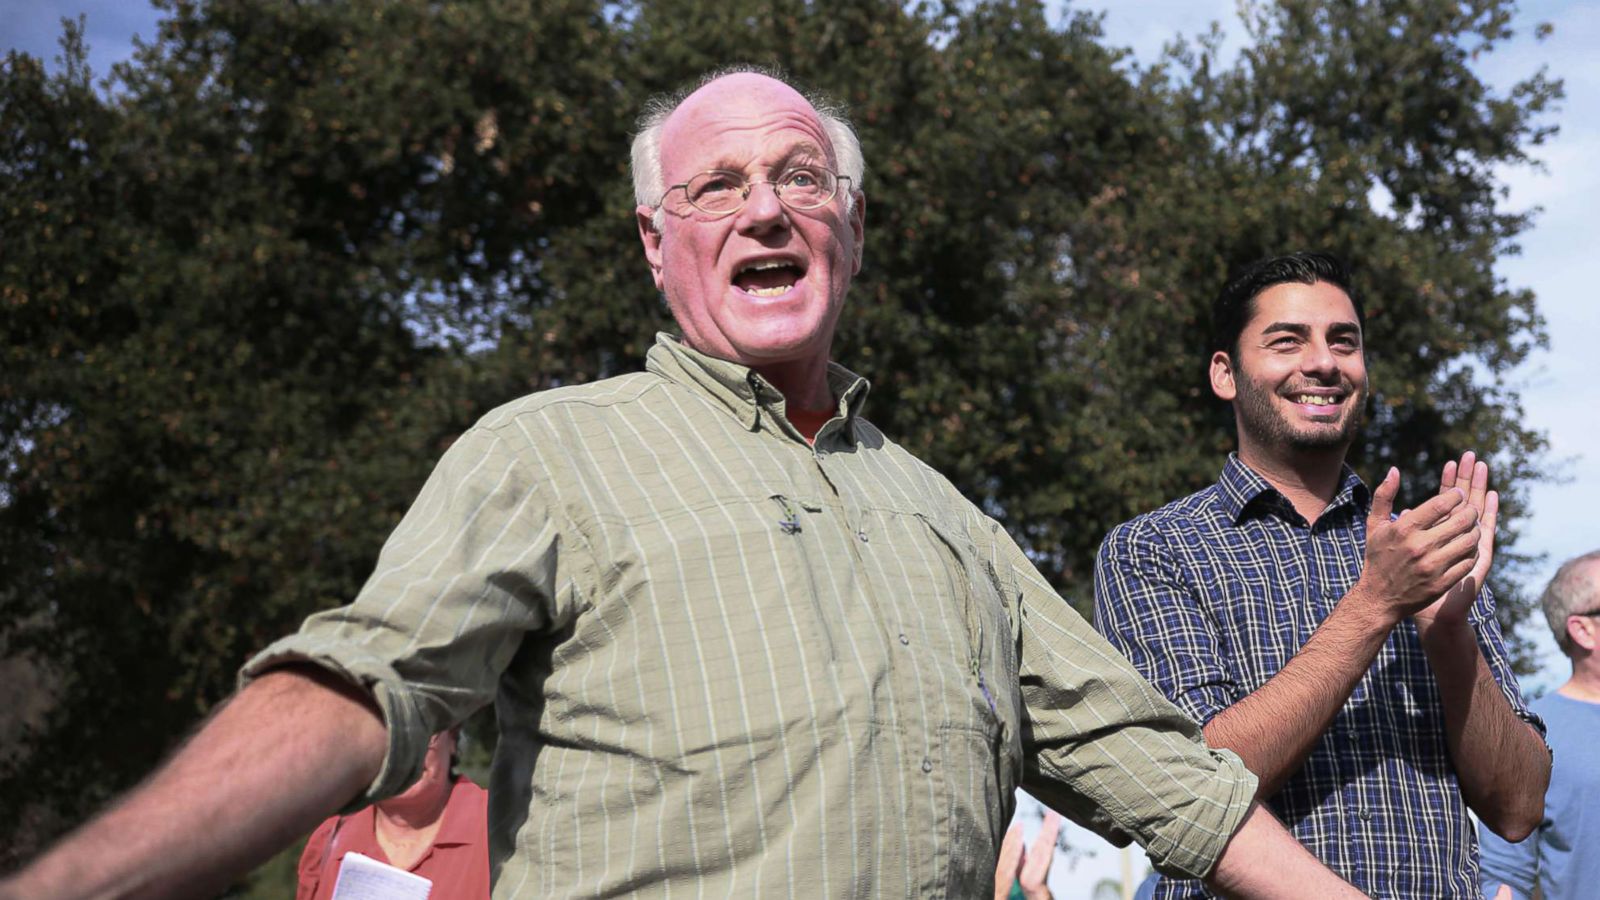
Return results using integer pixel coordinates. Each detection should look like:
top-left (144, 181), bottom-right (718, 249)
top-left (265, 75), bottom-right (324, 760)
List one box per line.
top-left (1480, 550), bottom-right (1600, 900)
top-left (1093, 252), bottom-right (1550, 898)
top-left (5, 70), bottom-right (1360, 899)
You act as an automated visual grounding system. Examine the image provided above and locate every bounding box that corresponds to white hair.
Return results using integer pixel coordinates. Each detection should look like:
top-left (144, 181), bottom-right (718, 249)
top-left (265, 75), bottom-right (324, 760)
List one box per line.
top-left (1542, 549), bottom-right (1600, 655)
top-left (631, 66), bottom-right (865, 232)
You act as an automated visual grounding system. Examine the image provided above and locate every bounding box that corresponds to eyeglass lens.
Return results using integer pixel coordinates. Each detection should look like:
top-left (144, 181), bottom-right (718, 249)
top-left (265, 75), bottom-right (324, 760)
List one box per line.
top-left (684, 168), bottom-right (836, 214)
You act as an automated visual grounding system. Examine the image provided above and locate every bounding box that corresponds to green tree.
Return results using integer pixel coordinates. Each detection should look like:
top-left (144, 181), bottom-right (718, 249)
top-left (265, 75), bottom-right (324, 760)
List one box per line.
top-left (1, 0), bottom-right (1560, 873)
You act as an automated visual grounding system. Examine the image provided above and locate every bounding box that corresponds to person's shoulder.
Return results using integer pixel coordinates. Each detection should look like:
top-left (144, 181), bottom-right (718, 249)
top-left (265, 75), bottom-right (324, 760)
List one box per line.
top-left (297, 813), bottom-right (343, 880)
top-left (852, 418), bottom-right (974, 502)
top-left (474, 371), bottom-right (668, 431)
top-left (448, 774), bottom-right (490, 810)
top-left (853, 417), bottom-right (923, 466)
top-left (1532, 690), bottom-right (1600, 727)
top-left (1102, 482), bottom-right (1226, 552)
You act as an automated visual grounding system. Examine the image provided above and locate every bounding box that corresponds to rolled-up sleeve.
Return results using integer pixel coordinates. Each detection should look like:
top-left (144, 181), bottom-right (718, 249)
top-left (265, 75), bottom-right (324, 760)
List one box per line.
top-left (239, 424), bottom-right (580, 806)
top-left (1092, 521), bottom-right (1239, 727)
top-left (998, 529), bottom-right (1257, 879)
top-left (1470, 586), bottom-right (1547, 742)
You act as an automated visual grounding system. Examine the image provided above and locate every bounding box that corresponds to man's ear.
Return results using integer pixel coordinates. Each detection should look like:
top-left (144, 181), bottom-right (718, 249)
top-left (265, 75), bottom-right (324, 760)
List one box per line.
top-left (849, 190), bottom-right (867, 275)
top-left (1569, 615), bottom-right (1598, 654)
top-left (1209, 350), bottom-right (1237, 402)
top-left (636, 205), bottom-right (666, 291)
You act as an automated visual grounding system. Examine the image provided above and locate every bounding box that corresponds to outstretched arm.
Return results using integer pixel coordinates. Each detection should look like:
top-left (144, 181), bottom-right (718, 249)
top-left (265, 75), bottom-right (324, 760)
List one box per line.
top-left (1413, 454), bottom-right (1549, 841)
top-left (1198, 468), bottom-right (1479, 796)
top-left (1, 666), bottom-right (386, 900)
top-left (1205, 802), bottom-right (1364, 899)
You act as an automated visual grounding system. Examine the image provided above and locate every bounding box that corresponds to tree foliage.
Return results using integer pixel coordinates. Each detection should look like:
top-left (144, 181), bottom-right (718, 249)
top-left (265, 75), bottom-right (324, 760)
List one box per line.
top-left (1, 0), bottom-right (1560, 865)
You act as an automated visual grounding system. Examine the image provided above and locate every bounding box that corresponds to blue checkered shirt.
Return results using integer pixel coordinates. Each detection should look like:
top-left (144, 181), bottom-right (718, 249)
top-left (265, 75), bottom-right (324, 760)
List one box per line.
top-left (1092, 455), bottom-right (1542, 899)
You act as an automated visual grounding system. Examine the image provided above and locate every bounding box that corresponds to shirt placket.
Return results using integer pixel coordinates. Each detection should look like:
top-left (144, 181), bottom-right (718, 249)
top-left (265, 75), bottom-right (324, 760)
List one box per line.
top-left (812, 437), bottom-right (967, 896)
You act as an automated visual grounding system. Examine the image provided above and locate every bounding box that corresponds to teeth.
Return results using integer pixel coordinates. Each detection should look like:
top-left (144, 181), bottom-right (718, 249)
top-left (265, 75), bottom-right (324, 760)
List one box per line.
top-left (739, 260), bottom-right (793, 274)
top-left (1294, 395), bottom-right (1339, 406)
top-left (745, 285), bottom-right (791, 297)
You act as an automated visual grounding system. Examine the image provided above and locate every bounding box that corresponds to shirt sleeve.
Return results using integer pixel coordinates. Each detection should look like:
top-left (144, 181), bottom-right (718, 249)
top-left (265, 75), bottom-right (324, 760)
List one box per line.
top-left (1468, 585), bottom-right (1548, 741)
top-left (239, 424), bottom-right (586, 805)
top-left (1478, 815), bottom-right (1538, 900)
top-left (994, 526), bottom-right (1257, 880)
top-left (1091, 520), bottom-right (1239, 726)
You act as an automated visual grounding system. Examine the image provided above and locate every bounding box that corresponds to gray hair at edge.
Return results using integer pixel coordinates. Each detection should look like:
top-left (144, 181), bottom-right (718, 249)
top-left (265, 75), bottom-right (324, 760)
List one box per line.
top-left (631, 65), bottom-right (865, 233)
top-left (1542, 549), bottom-right (1600, 655)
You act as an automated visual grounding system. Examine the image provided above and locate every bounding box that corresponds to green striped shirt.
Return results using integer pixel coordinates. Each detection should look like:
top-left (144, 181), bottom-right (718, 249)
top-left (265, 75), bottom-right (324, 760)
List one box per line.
top-left (244, 333), bottom-right (1255, 898)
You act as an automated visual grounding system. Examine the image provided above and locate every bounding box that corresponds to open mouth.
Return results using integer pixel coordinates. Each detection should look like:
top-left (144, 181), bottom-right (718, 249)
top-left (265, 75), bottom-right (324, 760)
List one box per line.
top-left (733, 259), bottom-right (805, 298)
top-left (1285, 390), bottom-right (1346, 415)
top-left (1290, 393), bottom-right (1342, 407)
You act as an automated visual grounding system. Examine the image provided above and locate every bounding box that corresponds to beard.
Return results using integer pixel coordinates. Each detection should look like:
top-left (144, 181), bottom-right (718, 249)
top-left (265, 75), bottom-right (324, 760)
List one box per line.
top-left (1233, 365), bottom-right (1367, 453)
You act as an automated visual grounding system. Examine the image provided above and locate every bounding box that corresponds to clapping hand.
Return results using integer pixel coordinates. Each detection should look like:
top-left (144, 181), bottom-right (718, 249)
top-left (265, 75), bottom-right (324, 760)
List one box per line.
top-left (1413, 451), bottom-right (1498, 630)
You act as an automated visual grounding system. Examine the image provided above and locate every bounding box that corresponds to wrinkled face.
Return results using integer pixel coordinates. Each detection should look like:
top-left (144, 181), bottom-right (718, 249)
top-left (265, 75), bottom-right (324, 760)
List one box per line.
top-left (636, 74), bottom-right (864, 370)
top-left (1212, 280), bottom-right (1369, 458)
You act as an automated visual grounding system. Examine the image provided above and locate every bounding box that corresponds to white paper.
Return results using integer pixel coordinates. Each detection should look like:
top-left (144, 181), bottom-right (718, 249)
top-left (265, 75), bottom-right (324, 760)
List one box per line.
top-left (329, 851), bottom-right (433, 900)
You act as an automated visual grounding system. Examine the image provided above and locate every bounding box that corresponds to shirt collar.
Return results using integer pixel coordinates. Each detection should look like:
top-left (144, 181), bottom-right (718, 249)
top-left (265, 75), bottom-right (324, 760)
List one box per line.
top-left (644, 332), bottom-right (871, 442)
top-left (1216, 453), bottom-right (1369, 523)
top-left (430, 776), bottom-right (483, 848)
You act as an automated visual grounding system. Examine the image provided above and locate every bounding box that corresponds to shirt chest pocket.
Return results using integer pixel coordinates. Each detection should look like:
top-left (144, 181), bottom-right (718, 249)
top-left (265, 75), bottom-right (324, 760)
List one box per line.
top-left (580, 496), bottom-right (844, 758)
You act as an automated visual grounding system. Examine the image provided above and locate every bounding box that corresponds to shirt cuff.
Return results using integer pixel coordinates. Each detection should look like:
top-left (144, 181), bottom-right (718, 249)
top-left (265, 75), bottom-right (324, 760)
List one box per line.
top-left (1145, 747), bottom-right (1258, 880)
top-left (237, 635), bottom-right (431, 812)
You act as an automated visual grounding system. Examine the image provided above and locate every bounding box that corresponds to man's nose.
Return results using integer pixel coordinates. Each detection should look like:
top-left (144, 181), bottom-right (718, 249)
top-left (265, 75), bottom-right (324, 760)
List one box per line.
top-left (1301, 341), bottom-right (1338, 377)
top-left (736, 180), bottom-right (788, 234)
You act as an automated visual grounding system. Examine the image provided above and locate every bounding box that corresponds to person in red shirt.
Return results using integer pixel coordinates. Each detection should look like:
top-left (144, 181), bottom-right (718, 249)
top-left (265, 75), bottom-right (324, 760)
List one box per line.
top-left (296, 728), bottom-right (488, 900)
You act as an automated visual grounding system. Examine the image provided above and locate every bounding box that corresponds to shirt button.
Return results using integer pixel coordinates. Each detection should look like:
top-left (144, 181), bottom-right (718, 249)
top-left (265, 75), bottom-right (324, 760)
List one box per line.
top-left (857, 530), bottom-right (869, 543)
top-left (921, 757), bottom-right (933, 773)
top-left (1358, 808), bottom-right (1373, 821)
top-left (898, 633), bottom-right (910, 646)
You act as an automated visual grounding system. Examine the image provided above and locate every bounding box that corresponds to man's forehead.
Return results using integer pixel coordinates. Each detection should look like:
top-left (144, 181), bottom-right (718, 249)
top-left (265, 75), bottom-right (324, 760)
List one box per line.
top-left (1248, 281), bottom-right (1360, 329)
top-left (661, 74), bottom-right (831, 167)
top-left (671, 73), bottom-right (815, 122)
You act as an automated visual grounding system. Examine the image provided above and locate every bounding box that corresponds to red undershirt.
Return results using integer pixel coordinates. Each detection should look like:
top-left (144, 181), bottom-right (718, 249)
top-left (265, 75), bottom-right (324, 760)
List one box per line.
top-left (787, 406), bottom-right (833, 444)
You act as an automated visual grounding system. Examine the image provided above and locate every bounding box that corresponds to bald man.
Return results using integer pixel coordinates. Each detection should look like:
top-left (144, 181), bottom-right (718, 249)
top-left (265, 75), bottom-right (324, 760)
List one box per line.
top-left (6, 68), bottom-right (1362, 899)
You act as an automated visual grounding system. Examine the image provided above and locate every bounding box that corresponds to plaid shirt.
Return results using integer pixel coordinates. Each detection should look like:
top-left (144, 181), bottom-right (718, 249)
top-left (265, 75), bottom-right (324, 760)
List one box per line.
top-left (1093, 455), bottom-right (1542, 899)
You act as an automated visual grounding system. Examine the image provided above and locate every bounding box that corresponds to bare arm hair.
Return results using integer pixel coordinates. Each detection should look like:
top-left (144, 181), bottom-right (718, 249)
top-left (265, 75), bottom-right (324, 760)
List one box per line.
top-left (1, 666), bottom-right (386, 900)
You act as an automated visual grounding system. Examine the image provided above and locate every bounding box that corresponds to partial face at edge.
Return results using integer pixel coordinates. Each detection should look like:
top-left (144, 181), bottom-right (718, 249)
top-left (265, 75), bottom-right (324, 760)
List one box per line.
top-left (635, 73), bottom-right (865, 369)
top-left (1210, 280), bottom-right (1369, 459)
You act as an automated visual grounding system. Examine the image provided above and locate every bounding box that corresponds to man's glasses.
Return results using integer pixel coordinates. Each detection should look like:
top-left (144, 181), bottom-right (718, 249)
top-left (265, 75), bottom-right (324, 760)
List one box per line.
top-left (656, 166), bottom-right (850, 218)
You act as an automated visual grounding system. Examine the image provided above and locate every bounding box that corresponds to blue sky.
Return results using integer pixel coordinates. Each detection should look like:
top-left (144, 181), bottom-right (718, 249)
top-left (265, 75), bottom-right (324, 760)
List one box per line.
top-left (8, 4), bottom-right (1595, 893)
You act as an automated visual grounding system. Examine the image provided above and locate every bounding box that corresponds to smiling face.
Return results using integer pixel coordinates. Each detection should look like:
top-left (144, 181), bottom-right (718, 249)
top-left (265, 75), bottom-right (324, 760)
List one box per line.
top-left (636, 74), bottom-right (864, 379)
top-left (1210, 280), bottom-right (1369, 464)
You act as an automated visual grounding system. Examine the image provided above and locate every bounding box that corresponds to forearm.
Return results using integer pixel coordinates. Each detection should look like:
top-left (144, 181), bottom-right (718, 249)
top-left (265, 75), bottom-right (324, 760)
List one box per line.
top-left (1205, 802), bottom-right (1364, 898)
top-left (1417, 620), bottom-right (1548, 840)
top-left (2, 666), bottom-right (387, 900)
top-left (1203, 587), bottom-right (1395, 796)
